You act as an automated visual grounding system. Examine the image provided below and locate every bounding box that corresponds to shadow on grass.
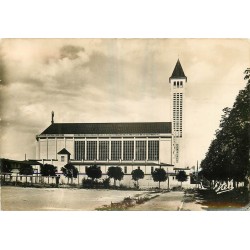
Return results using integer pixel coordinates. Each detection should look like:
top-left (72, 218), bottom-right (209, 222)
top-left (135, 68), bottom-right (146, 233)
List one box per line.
top-left (194, 187), bottom-right (249, 211)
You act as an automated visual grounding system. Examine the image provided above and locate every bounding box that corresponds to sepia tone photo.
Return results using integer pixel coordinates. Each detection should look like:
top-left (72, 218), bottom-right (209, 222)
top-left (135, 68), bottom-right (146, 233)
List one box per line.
top-left (0, 38), bottom-right (249, 211)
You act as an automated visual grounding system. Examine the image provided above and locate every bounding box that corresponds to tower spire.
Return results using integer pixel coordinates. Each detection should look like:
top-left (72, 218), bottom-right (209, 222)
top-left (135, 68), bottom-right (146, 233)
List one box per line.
top-left (169, 59), bottom-right (187, 82)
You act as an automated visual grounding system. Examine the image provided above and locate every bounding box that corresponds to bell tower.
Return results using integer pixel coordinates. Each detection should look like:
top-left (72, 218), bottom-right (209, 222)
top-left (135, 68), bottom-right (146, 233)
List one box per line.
top-left (169, 59), bottom-right (187, 168)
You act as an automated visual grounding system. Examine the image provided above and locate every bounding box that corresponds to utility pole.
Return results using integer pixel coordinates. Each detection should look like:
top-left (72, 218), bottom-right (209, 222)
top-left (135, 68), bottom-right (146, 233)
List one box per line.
top-left (196, 160), bottom-right (199, 189)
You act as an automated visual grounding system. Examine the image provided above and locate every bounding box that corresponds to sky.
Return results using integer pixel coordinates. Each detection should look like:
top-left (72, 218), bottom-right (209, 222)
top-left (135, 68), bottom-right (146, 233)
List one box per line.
top-left (0, 38), bottom-right (249, 166)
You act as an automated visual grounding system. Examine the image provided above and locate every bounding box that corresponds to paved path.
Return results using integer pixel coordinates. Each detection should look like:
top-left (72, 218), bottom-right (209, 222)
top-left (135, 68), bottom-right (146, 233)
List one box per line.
top-left (128, 191), bottom-right (185, 211)
top-left (181, 196), bottom-right (206, 211)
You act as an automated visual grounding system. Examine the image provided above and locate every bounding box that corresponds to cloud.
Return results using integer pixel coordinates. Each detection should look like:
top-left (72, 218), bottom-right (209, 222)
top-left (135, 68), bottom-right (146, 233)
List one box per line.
top-left (60, 45), bottom-right (86, 60)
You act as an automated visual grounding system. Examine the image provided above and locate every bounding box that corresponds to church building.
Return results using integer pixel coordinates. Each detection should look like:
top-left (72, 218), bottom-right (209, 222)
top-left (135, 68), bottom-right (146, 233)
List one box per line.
top-left (35, 60), bottom-right (188, 186)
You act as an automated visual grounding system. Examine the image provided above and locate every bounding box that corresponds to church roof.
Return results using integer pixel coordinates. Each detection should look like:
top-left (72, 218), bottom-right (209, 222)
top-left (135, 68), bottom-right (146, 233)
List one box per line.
top-left (40, 122), bottom-right (172, 135)
top-left (169, 59), bottom-right (187, 80)
top-left (57, 148), bottom-right (71, 155)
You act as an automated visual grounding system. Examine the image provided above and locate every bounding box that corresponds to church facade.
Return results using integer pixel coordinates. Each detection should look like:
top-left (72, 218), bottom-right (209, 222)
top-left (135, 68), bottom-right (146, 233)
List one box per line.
top-left (35, 60), bottom-right (189, 186)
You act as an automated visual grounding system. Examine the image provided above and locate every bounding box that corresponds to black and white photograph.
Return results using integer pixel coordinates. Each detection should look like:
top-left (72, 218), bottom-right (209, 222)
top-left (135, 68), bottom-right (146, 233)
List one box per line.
top-left (1, 1), bottom-right (250, 250)
top-left (0, 38), bottom-right (249, 211)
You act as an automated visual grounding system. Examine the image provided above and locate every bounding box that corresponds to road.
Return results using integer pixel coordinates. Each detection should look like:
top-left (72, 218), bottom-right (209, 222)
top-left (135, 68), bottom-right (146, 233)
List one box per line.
top-left (128, 191), bottom-right (185, 211)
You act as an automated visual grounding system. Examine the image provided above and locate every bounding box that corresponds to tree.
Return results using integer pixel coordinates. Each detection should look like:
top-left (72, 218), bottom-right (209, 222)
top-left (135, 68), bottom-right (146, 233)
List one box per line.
top-left (85, 165), bottom-right (102, 182)
top-left (200, 70), bottom-right (250, 188)
top-left (40, 164), bottom-right (57, 184)
top-left (19, 164), bottom-right (34, 184)
top-left (151, 168), bottom-right (167, 189)
top-left (131, 168), bottom-right (144, 188)
top-left (107, 166), bottom-right (124, 186)
top-left (19, 164), bottom-right (33, 175)
top-left (244, 68), bottom-right (250, 84)
top-left (0, 159), bottom-right (12, 182)
top-left (61, 163), bottom-right (79, 184)
top-left (1, 159), bottom-right (12, 173)
top-left (176, 170), bottom-right (188, 187)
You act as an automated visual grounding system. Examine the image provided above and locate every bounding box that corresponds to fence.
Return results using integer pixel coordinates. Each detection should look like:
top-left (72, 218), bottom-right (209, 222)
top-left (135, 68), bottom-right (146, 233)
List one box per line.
top-left (0, 174), bottom-right (61, 186)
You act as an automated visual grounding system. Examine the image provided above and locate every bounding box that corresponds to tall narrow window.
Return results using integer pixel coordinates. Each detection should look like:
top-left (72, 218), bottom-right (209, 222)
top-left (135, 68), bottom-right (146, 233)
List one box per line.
top-left (74, 141), bottom-right (85, 160)
top-left (123, 141), bottom-right (134, 161)
top-left (99, 141), bottom-right (109, 160)
top-left (148, 140), bottom-right (159, 161)
top-left (135, 141), bottom-right (146, 161)
top-left (87, 141), bottom-right (97, 160)
top-left (111, 141), bottom-right (122, 160)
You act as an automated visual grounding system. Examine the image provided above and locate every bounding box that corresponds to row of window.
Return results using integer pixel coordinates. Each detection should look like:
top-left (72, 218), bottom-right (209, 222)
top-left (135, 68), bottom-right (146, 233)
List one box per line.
top-left (174, 130), bottom-right (182, 133)
top-left (174, 124), bottom-right (182, 128)
top-left (173, 132), bottom-right (182, 138)
top-left (124, 166), bottom-right (156, 174)
top-left (173, 81), bottom-right (183, 88)
top-left (174, 94), bottom-right (183, 96)
top-left (56, 165), bottom-right (156, 174)
top-left (173, 104), bottom-right (183, 107)
top-left (74, 140), bottom-right (159, 161)
top-left (174, 121), bottom-right (182, 125)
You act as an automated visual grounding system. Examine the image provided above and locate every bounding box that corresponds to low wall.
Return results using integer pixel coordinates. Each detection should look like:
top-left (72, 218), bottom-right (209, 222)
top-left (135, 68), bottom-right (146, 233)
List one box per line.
top-left (1, 173), bottom-right (193, 189)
